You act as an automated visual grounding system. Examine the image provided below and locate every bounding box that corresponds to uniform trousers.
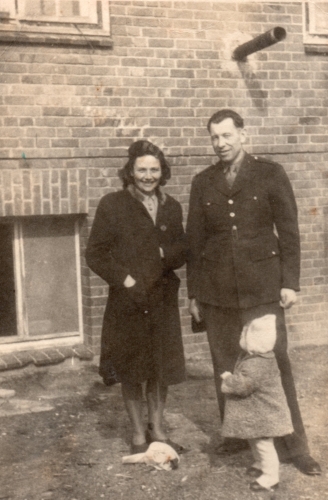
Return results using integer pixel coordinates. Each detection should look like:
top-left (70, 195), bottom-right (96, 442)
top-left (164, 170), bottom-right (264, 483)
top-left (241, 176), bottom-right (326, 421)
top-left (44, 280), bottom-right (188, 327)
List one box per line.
top-left (203, 301), bottom-right (310, 461)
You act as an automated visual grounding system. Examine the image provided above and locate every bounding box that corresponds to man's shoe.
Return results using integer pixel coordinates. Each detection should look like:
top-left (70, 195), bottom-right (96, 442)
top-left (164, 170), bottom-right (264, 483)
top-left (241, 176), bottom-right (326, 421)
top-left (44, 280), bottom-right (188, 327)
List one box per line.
top-left (246, 466), bottom-right (262, 478)
top-left (292, 454), bottom-right (321, 475)
top-left (216, 438), bottom-right (249, 455)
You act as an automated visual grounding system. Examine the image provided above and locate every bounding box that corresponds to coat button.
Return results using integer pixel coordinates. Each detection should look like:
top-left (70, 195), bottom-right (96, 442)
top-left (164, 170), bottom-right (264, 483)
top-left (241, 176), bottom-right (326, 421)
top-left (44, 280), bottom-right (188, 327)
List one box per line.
top-left (160, 225), bottom-right (167, 231)
top-left (232, 225), bottom-right (237, 230)
top-left (206, 202), bottom-right (211, 206)
top-left (253, 196), bottom-right (258, 200)
top-left (144, 310), bottom-right (149, 314)
top-left (228, 199), bottom-right (234, 204)
top-left (272, 251), bottom-right (276, 255)
top-left (229, 212), bottom-right (235, 217)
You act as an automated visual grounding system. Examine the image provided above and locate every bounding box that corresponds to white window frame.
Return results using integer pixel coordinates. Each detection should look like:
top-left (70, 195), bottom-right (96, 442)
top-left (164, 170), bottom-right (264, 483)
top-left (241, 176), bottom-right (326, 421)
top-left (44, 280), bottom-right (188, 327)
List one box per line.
top-left (0, 217), bottom-right (83, 347)
top-left (19, 0), bottom-right (99, 25)
top-left (0, 0), bottom-right (111, 47)
top-left (303, 1), bottom-right (328, 52)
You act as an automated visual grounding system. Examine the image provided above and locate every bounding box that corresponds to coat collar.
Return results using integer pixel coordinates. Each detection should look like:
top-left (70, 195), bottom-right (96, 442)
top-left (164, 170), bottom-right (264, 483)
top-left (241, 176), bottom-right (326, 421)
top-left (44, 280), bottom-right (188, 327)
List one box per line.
top-left (127, 184), bottom-right (167, 206)
top-left (126, 184), bottom-right (167, 226)
top-left (208, 152), bottom-right (257, 197)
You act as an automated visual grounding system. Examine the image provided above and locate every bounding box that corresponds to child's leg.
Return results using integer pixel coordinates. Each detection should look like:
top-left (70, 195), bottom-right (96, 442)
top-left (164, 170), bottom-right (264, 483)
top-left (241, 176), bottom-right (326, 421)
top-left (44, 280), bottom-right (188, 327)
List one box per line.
top-left (248, 438), bottom-right (262, 472)
top-left (251, 438), bottom-right (279, 489)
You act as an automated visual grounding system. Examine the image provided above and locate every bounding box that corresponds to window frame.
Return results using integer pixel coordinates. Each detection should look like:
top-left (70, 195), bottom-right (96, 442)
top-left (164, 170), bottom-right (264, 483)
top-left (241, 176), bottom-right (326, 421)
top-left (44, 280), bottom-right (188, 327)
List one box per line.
top-left (303, 1), bottom-right (328, 53)
top-left (0, 216), bottom-right (84, 346)
top-left (0, 0), bottom-right (112, 48)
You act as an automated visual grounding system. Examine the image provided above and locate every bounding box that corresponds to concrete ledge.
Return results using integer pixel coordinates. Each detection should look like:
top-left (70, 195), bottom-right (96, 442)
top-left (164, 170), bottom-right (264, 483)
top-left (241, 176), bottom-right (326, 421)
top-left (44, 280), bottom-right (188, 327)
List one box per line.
top-left (0, 344), bottom-right (94, 372)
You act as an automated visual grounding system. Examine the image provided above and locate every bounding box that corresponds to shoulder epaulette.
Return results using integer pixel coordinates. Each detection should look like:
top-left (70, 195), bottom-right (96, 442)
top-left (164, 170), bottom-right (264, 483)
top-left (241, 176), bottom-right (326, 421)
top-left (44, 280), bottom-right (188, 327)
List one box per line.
top-left (252, 155), bottom-right (278, 166)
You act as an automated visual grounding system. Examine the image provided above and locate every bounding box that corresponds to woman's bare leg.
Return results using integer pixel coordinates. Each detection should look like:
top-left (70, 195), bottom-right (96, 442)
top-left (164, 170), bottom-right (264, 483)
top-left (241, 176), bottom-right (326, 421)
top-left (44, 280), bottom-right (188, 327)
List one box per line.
top-left (121, 382), bottom-right (146, 445)
top-left (146, 379), bottom-right (168, 440)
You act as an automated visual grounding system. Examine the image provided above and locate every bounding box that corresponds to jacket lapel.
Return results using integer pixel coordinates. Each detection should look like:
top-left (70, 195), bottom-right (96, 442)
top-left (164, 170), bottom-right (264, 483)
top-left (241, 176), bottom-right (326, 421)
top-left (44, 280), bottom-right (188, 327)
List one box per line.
top-left (155, 190), bottom-right (167, 228)
top-left (209, 163), bottom-right (231, 197)
top-left (229, 153), bottom-right (257, 196)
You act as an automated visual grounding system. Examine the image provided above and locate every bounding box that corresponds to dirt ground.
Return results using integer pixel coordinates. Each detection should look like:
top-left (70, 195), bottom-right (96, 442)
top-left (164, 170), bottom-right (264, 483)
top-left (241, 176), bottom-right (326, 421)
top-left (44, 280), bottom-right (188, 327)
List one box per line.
top-left (0, 344), bottom-right (327, 500)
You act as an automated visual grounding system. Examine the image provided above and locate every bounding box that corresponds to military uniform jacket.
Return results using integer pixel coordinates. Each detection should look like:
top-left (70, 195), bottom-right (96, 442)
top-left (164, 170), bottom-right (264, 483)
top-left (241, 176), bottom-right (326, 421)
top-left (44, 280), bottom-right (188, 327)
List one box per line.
top-left (186, 153), bottom-right (300, 309)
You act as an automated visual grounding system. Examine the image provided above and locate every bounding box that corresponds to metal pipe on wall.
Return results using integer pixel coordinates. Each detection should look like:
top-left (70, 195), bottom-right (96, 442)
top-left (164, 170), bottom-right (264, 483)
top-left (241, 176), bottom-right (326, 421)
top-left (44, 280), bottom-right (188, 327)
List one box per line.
top-left (232, 27), bottom-right (287, 61)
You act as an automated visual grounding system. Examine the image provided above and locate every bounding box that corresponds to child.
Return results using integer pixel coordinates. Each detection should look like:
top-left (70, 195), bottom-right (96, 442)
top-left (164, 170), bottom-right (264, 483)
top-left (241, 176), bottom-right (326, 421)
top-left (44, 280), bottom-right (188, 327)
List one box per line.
top-left (220, 314), bottom-right (293, 492)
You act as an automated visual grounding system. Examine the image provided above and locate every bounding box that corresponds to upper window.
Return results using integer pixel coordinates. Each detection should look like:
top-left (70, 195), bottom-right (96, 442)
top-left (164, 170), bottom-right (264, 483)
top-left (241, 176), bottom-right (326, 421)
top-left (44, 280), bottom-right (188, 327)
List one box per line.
top-left (0, 0), bottom-right (112, 47)
top-left (303, 1), bottom-right (328, 53)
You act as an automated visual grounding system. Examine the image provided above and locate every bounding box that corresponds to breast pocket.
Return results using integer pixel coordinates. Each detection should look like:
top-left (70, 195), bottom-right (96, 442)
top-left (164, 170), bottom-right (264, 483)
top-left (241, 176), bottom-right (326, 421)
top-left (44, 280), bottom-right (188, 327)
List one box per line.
top-left (203, 199), bottom-right (230, 231)
top-left (240, 194), bottom-right (260, 219)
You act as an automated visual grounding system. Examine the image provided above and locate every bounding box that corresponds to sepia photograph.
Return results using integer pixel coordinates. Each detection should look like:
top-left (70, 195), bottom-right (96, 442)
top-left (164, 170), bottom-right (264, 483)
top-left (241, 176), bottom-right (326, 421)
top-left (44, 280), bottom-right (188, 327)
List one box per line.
top-left (0, 0), bottom-right (327, 498)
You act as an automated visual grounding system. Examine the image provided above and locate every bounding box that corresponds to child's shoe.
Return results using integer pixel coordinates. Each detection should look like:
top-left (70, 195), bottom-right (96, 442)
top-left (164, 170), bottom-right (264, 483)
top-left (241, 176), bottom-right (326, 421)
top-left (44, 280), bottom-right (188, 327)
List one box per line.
top-left (250, 480), bottom-right (279, 492)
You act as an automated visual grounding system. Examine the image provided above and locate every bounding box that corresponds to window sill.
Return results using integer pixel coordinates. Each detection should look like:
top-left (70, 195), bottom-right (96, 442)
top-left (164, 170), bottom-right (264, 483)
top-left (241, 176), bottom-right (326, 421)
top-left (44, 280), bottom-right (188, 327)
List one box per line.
top-left (0, 28), bottom-right (113, 48)
top-left (303, 34), bottom-right (328, 54)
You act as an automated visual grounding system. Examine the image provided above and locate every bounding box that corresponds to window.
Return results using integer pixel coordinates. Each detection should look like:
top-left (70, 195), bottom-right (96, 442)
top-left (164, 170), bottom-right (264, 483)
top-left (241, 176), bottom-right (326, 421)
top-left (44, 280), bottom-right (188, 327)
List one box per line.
top-left (303, 1), bottom-right (328, 53)
top-left (0, 0), bottom-right (112, 47)
top-left (0, 216), bottom-right (83, 344)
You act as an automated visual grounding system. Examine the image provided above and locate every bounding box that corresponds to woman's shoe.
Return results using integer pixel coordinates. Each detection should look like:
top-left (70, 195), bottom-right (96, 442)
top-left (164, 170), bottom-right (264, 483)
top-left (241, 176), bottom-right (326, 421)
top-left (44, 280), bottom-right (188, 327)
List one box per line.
top-left (250, 481), bottom-right (279, 492)
top-left (246, 466), bottom-right (262, 478)
top-left (130, 441), bottom-right (149, 454)
top-left (145, 427), bottom-right (185, 455)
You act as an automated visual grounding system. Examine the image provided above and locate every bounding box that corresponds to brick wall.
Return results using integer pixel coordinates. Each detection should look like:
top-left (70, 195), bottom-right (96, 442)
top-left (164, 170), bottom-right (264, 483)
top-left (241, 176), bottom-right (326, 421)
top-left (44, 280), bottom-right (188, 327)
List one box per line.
top-left (1, 1), bottom-right (328, 358)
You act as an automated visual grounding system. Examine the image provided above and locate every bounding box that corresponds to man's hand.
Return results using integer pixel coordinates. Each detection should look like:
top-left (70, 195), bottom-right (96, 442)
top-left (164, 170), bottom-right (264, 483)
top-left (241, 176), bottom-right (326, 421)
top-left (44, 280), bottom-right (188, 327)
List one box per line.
top-left (280, 288), bottom-right (297, 309)
top-left (189, 298), bottom-right (202, 323)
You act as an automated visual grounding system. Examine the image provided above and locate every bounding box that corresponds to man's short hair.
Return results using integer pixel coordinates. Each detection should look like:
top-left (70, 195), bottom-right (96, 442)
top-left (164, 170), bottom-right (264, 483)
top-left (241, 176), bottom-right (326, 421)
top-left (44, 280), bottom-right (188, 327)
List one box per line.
top-left (207, 109), bottom-right (244, 132)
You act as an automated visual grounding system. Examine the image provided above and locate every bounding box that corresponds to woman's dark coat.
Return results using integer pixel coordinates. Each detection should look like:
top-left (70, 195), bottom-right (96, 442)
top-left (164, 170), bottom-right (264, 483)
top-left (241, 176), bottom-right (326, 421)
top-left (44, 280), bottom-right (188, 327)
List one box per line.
top-left (86, 188), bottom-right (186, 386)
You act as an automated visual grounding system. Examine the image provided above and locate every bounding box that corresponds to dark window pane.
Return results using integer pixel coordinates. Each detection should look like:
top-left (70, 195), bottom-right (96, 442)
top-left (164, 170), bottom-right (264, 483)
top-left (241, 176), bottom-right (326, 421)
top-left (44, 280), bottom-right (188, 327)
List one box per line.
top-left (23, 217), bottom-right (79, 336)
top-left (0, 224), bottom-right (17, 336)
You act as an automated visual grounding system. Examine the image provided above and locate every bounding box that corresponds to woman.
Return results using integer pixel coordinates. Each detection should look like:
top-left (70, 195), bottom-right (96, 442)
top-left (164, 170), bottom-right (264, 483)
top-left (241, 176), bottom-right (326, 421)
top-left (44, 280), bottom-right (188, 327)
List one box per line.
top-left (86, 140), bottom-right (186, 454)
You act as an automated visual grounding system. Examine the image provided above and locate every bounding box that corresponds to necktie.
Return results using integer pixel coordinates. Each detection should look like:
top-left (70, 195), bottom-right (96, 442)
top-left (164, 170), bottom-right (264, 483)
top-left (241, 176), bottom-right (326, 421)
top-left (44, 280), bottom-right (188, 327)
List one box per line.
top-left (226, 165), bottom-right (237, 188)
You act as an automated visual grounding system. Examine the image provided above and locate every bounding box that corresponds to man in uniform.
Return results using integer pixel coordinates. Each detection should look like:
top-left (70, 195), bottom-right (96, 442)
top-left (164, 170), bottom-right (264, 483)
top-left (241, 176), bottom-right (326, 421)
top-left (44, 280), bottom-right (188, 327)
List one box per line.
top-left (186, 108), bottom-right (321, 475)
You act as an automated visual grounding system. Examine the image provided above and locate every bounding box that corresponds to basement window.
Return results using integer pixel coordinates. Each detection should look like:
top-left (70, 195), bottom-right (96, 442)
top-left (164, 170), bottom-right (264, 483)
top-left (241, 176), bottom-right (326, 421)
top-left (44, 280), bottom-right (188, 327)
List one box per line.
top-left (303, 1), bottom-right (328, 53)
top-left (0, 0), bottom-right (112, 47)
top-left (0, 216), bottom-right (83, 344)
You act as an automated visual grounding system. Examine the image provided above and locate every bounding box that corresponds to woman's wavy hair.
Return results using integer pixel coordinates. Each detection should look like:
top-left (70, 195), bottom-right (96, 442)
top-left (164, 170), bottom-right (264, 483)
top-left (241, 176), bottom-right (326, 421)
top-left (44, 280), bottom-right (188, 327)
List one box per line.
top-left (119, 140), bottom-right (171, 188)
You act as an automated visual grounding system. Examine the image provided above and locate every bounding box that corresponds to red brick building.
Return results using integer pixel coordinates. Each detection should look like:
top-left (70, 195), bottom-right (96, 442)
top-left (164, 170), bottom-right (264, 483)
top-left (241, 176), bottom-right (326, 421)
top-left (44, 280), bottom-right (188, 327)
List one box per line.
top-left (0, 1), bottom-right (328, 369)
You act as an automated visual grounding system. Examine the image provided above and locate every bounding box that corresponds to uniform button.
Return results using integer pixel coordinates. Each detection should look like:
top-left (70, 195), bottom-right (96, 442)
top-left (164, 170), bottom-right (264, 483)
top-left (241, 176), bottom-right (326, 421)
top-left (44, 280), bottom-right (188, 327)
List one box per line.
top-left (272, 251), bottom-right (276, 255)
top-left (228, 199), bottom-right (234, 204)
top-left (144, 310), bottom-right (149, 314)
top-left (253, 196), bottom-right (258, 200)
top-left (160, 225), bottom-right (167, 231)
top-left (229, 212), bottom-right (235, 217)
top-left (232, 225), bottom-right (237, 230)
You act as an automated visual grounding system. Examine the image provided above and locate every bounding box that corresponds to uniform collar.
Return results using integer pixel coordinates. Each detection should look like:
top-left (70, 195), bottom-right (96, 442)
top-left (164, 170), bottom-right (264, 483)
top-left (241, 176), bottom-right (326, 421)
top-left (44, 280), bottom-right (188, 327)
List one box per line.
top-left (208, 152), bottom-right (256, 197)
top-left (222, 149), bottom-right (245, 175)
